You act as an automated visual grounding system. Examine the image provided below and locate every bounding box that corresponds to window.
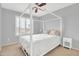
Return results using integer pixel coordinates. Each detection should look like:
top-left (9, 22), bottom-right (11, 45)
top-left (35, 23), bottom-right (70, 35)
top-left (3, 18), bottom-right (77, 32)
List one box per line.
top-left (15, 16), bottom-right (30, 35)
top-left (26, 18), bottom-right (30, 29)
top-left (15, 16), bottom-right (20, 35)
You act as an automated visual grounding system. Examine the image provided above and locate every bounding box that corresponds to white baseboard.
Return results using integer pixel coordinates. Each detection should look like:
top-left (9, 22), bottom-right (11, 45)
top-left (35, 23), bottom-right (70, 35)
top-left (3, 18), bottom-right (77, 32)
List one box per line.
top-left (2, 41), bottom-right (18, 47)
top-left (72, 48), bottom-right (79, 51)
top-left (60, 43), bottom-right (79, 51)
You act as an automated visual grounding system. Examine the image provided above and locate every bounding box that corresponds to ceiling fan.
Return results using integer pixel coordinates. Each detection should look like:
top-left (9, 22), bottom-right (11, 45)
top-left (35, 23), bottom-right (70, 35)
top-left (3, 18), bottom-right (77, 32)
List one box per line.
top-left (33, 3), bottom-right (46, 13)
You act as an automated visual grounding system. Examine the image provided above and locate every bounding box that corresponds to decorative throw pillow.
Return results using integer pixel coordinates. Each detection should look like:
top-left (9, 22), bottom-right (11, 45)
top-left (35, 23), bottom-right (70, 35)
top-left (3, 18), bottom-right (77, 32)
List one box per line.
top-left (48, 29), bottom-right (56, 35)
top-left (48, 29), bottom-right (60, 36)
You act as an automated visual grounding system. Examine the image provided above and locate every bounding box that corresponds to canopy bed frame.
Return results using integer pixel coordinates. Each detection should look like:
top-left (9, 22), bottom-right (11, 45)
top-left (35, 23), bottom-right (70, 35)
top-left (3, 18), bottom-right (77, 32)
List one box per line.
top-left (16, 3), bottom-right (63, 56)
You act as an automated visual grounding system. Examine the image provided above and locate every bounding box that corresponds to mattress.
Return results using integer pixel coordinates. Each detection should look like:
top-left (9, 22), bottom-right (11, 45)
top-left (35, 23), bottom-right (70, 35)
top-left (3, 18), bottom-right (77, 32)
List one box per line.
top-left (20, 34), bottom-right (55, 42)
top-left (19, 34), bottom-right (60, 56)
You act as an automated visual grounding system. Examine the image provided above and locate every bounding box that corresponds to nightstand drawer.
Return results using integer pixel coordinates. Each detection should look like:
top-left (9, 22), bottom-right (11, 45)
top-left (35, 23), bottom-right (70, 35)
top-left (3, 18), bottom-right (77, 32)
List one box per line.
top-left (63, 38), bottom-right (72, 41)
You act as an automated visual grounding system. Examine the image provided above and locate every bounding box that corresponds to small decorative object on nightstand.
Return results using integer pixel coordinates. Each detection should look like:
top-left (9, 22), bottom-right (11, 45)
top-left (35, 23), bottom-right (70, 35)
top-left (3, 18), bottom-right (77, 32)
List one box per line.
top-left (63, 37), bottom-right (72, 49)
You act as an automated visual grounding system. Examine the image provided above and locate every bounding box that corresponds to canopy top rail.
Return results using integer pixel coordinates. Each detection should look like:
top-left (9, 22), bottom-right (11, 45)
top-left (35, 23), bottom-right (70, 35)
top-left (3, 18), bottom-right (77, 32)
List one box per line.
top-left (20, 3), bottom-right (62, 21)
top-left (20, 3), bottom-right (31, 17)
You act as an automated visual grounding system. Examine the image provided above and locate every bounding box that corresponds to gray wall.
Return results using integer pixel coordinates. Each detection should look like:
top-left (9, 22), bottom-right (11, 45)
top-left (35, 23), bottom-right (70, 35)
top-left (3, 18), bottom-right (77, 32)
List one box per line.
top-left (1, 8), bottom-right (42, 45)
top-left (1, 8), bottom-right (20, 45)
top-left (54, 3), bottom-right (79, 49)
top-left (33, 20), bottom-right (43, 34)
top-left (0, 4), bottom-right (2, 47)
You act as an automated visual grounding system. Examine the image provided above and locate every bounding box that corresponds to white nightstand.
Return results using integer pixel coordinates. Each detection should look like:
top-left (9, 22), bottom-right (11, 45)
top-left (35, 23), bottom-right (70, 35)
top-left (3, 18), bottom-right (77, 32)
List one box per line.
top-left (63, 37), bottom-right (72, 49)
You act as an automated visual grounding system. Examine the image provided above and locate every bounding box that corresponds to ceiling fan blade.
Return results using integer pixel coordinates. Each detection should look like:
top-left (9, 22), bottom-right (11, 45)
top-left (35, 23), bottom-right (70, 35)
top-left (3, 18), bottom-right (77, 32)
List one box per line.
top-left (35, 8), bottom-right (38, 13)
top-left (39, 3), bottom-right (46, 7)
top-left (35, 3), bottom-right (46, 7)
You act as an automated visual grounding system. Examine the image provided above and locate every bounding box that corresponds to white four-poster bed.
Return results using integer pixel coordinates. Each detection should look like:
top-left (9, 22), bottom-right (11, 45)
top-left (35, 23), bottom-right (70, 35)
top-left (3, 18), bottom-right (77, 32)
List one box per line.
top-left (16, 3), bottom-right (63, 56)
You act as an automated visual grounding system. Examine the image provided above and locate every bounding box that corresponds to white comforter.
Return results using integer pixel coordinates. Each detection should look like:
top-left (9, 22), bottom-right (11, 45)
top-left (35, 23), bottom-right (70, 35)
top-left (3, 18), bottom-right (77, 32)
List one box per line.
top-left (19, 34), bottom-right (60, 56)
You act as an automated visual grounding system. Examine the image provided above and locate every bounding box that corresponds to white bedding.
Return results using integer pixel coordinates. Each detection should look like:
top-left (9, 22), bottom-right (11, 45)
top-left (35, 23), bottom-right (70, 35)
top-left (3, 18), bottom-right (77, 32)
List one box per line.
top-left (19, 34), bottom-right (61, 56)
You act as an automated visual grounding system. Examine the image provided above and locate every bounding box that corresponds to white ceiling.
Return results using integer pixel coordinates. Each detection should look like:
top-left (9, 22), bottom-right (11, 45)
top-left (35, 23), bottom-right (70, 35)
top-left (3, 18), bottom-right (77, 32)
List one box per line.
top-left (1, 3), bottom-right (74, 17)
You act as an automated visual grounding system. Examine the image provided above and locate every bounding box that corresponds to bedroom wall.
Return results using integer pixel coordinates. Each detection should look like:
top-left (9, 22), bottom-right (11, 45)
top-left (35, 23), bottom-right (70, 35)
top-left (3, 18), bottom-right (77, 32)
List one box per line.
top-left (1, 8), bottom-right (20, 46)
top-left (54, 3), bottom-right (79, 49)
top-left (33, 20), bottom-right (43, 34)
top-left (0, 4), bottom-right (2, 49)
top-left (1, 8), bottom-right (42, 46)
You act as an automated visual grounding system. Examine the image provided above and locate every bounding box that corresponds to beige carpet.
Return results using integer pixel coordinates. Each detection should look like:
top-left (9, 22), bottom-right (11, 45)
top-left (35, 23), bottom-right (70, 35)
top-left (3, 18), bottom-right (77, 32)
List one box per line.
top-left (0, 44), bottom-right (24, 56)
top-left (0, 44), bottom-right (79, 56)
top-left (46, 46), bottom-right (79, 56)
